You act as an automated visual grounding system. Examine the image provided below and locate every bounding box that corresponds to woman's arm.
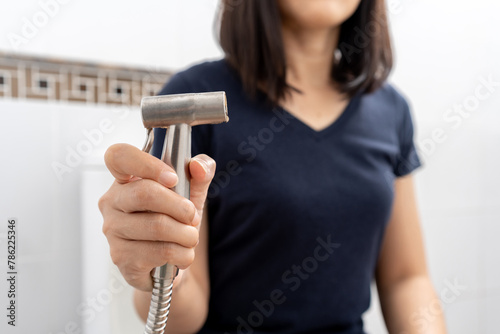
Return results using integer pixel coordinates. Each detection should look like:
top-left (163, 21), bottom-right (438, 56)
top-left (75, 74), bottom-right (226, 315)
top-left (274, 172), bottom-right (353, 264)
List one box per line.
top-left (134, 206), bottom-right (210, 334)
top-left (376, 175), bottom-right (447, 333)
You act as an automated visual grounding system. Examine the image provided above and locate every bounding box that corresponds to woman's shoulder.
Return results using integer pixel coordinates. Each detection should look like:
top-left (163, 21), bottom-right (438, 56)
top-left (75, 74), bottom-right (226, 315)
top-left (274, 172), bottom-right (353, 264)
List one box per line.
top-left (356, 82), bottom-right (416, 135)
top-left (365, 82), bottom-right (411, 112)
top-left (176, 58), bottom-right (229, 78)
top-left (159, 58), bottom-right (238, 95)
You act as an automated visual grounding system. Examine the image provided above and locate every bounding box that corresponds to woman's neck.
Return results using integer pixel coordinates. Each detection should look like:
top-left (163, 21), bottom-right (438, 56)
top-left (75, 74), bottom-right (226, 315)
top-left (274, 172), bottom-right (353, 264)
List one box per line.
top-left (281, 24), bottom-right (340, 90)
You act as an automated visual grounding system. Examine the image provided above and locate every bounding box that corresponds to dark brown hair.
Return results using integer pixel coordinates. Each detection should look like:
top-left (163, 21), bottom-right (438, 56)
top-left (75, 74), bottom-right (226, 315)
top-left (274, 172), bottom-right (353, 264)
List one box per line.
top-left (218, 0), bottom-right (393, 103)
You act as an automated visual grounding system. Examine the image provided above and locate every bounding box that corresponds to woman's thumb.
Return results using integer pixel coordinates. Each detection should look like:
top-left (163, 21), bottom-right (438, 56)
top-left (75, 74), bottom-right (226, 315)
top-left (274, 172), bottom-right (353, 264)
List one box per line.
top-left (188, 154), bottom-right (216, 210)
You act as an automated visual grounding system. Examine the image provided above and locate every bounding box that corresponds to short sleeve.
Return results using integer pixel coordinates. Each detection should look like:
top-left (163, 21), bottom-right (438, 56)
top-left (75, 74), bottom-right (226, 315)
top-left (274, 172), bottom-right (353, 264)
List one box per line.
top-left (150, 72), bottom-right (212, 159)
top-left (393, 97), bottom-right (422, 177)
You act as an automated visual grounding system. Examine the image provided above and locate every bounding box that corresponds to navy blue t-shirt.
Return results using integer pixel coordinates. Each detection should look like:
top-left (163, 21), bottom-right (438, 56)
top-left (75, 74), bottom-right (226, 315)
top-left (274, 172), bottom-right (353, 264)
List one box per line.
top-left (151, 59), bottom-right (421, 333)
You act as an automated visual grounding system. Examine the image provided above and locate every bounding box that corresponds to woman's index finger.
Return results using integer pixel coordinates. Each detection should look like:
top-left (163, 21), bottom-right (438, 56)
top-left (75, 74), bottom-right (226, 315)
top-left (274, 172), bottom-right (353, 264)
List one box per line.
top-left (104, 143), bottom-right (178, 187)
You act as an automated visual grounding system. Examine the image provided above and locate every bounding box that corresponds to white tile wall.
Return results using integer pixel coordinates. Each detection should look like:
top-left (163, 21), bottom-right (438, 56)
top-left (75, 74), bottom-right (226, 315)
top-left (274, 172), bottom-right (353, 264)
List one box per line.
top-left (80, 164), bottom-right (145, 334)
top-left (0, 99), bottom-right (144, 334)
top-left (444, 298), bottom-right (481, 334)
top-left (481, 293), bottom-right (500, 334)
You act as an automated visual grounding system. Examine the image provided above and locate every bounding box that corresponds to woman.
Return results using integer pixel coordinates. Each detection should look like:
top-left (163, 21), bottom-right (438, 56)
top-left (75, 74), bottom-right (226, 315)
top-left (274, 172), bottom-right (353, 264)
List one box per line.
top-left (99, 0), bottom-right (447, 333)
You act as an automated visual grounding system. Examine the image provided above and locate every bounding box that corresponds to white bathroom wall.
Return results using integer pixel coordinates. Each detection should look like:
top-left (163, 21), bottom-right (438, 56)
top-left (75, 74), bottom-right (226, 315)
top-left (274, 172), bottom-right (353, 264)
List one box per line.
top-left (0, 98), bottom-right (145, 333)
top-left (364, 1), bottom-right (500, 333)
top-left (0, 0), bottom-right (499, 333)
top-left (0, 0), bottom-right (223, 70)
top-left (387, 2), bottom-right (500, 333)
top-left (80, 158), bottom-right (145, 334)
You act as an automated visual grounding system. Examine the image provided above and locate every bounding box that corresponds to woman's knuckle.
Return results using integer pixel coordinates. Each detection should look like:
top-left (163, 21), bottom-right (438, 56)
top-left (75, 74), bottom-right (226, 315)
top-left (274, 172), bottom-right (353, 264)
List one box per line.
top-left (147, 214), bottom-right (160, 236)
top-left (109, 248), bottom-right (123, 266)
top-left (132, 184), bottom-right (149, 202)
top-left (102, 215), bottom-right (119, 237)
top-left (149, 214), bottom-right (167, 239)
top-left (160, 242), bottom-right (173, 260)
top-left (124, 275), bottom-right (138, 287)
top-left (102, 221), bottom-right (110, 236)
top-left (123, 268), bottom-right (143, 287)
top-left (129, 260), bottom-right (148, 274)
top-left (179, 198), bottom-right (196, 223)
top-left (130, 183), bottom-right (157, 211)
top-left (98, 194), bottom-right (108, 214)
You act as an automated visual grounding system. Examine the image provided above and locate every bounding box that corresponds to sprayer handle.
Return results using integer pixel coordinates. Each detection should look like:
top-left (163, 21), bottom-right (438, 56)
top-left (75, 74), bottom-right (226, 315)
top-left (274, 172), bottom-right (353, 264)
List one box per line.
top-left (141, 125), bottom-right (191, 334)
top-left (153, 123), bottom-right (191, 282)
top-left (149, 123), bottom-right (192, 282)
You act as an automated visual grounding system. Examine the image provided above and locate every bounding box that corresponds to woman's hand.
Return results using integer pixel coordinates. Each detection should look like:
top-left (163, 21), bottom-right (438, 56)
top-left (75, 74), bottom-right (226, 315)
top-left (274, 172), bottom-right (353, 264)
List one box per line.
top-left (98, 143), bottom-right (216, 292)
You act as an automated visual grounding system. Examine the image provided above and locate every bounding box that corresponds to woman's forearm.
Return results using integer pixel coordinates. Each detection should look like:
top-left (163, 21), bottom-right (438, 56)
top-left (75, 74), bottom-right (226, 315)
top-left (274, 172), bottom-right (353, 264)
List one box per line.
top-left (378, 275), bottom-right (447, 334)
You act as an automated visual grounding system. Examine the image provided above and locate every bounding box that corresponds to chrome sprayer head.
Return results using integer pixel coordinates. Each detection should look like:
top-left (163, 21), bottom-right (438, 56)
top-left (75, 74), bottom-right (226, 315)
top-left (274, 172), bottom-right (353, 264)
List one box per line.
top-left (141, 91), bottom-right (229, 129)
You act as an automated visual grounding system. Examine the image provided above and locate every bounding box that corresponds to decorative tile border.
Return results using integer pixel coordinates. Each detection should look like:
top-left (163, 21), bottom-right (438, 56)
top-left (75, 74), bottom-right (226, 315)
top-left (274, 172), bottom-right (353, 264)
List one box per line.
top-left (0, 52), bottom-right (172, 106)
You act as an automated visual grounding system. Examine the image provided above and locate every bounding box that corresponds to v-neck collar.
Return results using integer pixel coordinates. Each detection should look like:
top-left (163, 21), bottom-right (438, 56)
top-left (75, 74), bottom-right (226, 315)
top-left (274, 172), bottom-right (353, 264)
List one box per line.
top-left (275, 93), bottom-right (361, 139)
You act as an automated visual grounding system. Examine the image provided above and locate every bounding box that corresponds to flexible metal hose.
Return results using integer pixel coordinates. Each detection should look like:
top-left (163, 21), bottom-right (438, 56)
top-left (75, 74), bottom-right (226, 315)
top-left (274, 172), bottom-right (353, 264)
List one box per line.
top-left (144, 266), bottom-right (177, 333)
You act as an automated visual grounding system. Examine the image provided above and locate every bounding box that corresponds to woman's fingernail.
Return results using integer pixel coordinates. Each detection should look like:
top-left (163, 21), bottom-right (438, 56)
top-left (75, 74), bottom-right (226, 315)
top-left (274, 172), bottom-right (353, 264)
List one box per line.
top-left (198, 156), bottom-right (215, 175)
top-left (159, 171), bottom-right (177, 186)
top-left (198, 159), bottom-right (209, 174)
